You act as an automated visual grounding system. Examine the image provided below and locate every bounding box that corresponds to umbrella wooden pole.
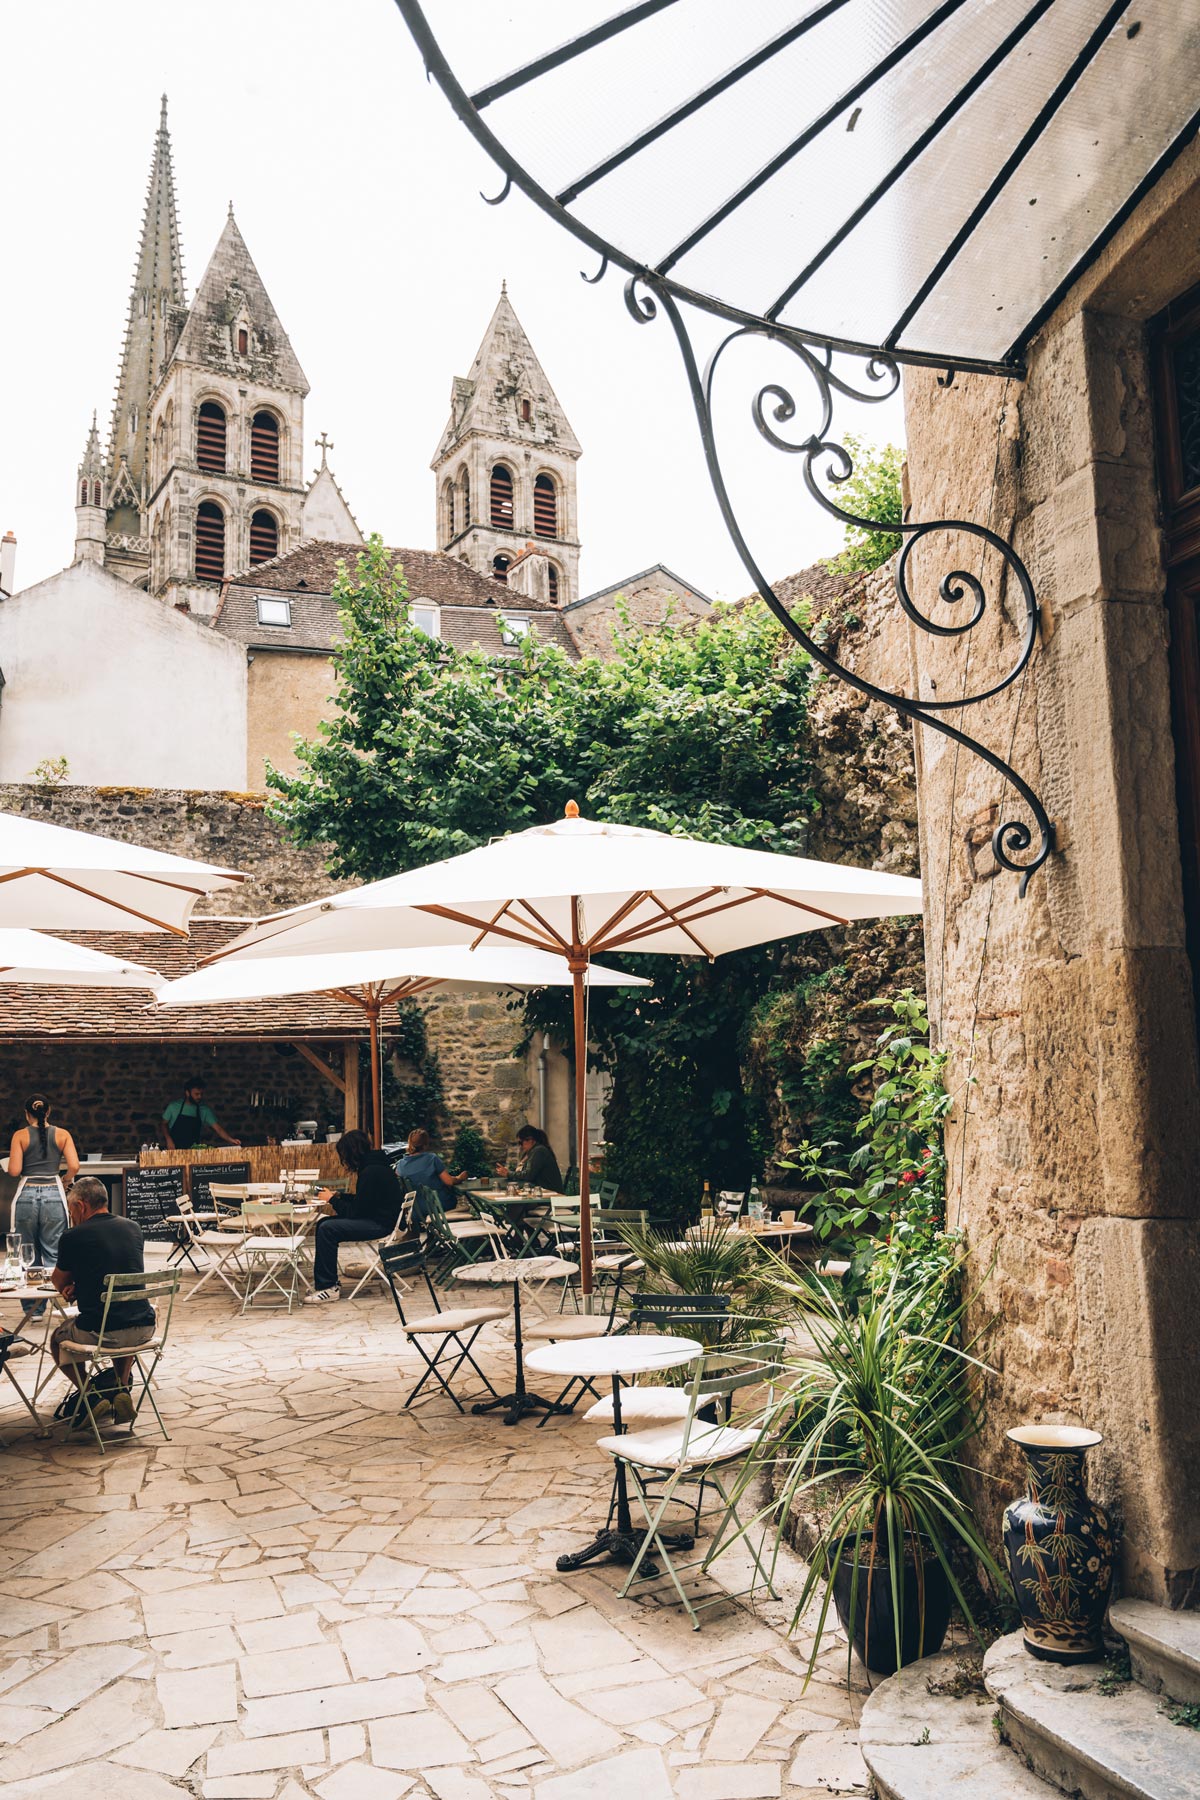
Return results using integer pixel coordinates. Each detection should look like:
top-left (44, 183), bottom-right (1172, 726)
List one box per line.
top-left (368, 999), bottom-right (383, 1149)
top-left (570, 903), bottom-right (594, 1308)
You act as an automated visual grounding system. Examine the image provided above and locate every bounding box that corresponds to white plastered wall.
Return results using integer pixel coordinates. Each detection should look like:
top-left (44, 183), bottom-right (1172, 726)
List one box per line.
top-left (0, 560), bottom-right (247, 788)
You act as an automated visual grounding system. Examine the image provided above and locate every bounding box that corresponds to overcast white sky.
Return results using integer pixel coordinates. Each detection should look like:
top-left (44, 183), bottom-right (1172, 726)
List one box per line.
top-left (3, 0), bottom-right (905, 600)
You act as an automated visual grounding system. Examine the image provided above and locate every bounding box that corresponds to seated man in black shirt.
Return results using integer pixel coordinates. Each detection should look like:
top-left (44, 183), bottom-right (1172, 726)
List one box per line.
top-left (51, 1176), bottom-right (155, 1425)
top-left (304, 1130), bottom-right (405, 1305)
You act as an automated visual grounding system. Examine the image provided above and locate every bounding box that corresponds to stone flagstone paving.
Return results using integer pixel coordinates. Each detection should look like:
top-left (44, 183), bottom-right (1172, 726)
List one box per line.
top-left (0, 1260), bottom-right (867, 1799)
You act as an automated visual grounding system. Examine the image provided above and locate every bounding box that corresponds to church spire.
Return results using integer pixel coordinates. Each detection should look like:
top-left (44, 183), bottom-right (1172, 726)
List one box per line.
top-left (107, 96), bottom-right (187, 499)
top-left (74, 414), bottom-right (107, 566)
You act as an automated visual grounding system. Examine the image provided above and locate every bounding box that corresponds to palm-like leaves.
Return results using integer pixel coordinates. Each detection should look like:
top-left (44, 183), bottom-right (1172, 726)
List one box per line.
top-left (730, 1256), bottom-right (1008, 1682)
top-left (614, 1219), bottom-right (793, 1343)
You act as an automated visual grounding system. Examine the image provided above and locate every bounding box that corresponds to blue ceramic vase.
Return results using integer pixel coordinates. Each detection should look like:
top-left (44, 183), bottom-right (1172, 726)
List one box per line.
top-left (1003, 1425), bottom-right (1114, 1664)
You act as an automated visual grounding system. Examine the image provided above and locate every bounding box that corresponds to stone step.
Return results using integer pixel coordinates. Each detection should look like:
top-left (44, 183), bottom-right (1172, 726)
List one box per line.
top-left (1112, 1599), bottom-right (1200, 1706)
top-left (859, 1650), bottom-right (1059, 1800)
top-left (985, 1631), bottom-right (1200, 1800)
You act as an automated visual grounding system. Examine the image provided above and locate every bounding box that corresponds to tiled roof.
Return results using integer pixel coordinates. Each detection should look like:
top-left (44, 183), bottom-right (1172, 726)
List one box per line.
top-left (570, 563), bottom-right (714, 611)
top-left (0, 921), bottom-right (369, 1042)
top-left (214, 542), bottom-right (576, 657)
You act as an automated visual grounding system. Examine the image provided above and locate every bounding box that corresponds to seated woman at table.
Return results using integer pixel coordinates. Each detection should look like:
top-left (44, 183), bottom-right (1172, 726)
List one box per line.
top-left (304, 1130), bottom-right (404, 1306)
top-left (394, 1129), bottom-right (464, 1227)
top-left (498, 1125), bottom-right (563, 1194)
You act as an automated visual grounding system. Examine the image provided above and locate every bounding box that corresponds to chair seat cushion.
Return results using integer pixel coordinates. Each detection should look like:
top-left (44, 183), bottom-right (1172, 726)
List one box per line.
top-left (448, 1222), bottom-right (499, 1239)
top-left (593, 1254), bottom-right (644, 1273)
top-left (596, 1421), bottom-right (758, 1470)
top-left (584, 1386), bottom-right (691, 1424)
top-left (243, 1234), bottom-right (306, 1252)
top-left (523, 1316), bottom-right (610, 1342)
top-left (57, 1337), bottom-right (163, 1361)
top-left (403, 1306), bottom-right (506, 1336)
top-left (196, 1232), bottom-right (247, 1247)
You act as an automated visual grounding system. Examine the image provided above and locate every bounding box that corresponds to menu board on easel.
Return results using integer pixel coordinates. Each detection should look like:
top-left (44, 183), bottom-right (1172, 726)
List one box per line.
top-left (191, 1161), bottom-right (251, 1212)
top-left (122, 1166), bottom-right (186, 1241)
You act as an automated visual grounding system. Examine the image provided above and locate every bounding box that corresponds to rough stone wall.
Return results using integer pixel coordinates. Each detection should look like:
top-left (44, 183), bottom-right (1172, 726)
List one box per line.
top-left (748, 561), bottom-right (925, 1158)
top-left (901, 141), bottom-right (1200, 1602)
top-left (422, 990), bottom-right (537, 1165)
top-left (0, 1040), bottom-right (343, 1160)
top-left (246, 652), bottom-right (337, 791)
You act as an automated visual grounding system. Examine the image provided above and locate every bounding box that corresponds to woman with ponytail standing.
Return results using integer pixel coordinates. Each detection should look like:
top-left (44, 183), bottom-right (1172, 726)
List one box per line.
top-left (9, 1096), bottom-right (79, 1284)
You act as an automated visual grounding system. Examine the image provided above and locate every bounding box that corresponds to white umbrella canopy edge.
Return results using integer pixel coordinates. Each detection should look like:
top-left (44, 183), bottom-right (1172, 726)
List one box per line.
top-left (0, 928), bottom-right (165, 989)
top-left (156, 941), bottom-right (650, 1150)
top-left (0, 811), bottom-right (245, 935)
top-left (193, 807), bottom-right (923, 1291)
top-left (198, 810), bottom-right (922, 966)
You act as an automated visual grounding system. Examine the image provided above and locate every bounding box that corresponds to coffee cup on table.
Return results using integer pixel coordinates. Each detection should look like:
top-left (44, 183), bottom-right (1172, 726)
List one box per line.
top-left (782, 1210), bottom-right (796, 1227)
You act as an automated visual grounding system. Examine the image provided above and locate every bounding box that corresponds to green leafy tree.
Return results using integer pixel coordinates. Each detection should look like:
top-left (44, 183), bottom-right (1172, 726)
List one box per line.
top-left (269, 537), bottom-right (820, 1216)
top-left (824, 436), bottom-right (904, 576)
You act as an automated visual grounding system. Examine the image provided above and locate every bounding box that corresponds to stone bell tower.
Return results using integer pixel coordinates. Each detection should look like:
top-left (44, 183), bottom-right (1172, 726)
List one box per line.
top-left (432, 284), bottom-right (581, 605)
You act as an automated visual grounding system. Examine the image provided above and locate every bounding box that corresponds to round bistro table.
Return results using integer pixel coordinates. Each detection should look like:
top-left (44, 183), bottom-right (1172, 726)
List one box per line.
top-left (525, 1333), bottom-right (702, 1574)
top-left (451, 1257), bottom-right (577, 1425)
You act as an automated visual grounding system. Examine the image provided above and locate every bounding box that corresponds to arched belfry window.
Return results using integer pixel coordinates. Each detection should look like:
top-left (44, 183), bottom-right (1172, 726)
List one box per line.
top-left (492, 553), bottom-right (511, 584)
top-left (547, 563), bottom-right (560, 603)
top-left (79, 481), bottom-right (88, 506)
top-left (490, 464), bottom-right (514, 530)
top-left (196, 402), bottom-right (227, 474)
top-left (534, 474), bottom-right (557, 538)
top-left (251, 411), bottom-right (280, 484)
top-left (443, 480), bottom-right (456, 540)
top-left (460, 467), bottom-right (471, 525)
top-left (249, 510), bottom-right (279, 566)
top-left (92, 481), bottom-right (101, 507)
top-left (194, 501), bottom-right (225, 582)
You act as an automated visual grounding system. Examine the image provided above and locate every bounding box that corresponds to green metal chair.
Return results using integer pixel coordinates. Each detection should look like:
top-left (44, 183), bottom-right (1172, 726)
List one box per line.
top-left (598, 1338), bottom-right (785, 1629)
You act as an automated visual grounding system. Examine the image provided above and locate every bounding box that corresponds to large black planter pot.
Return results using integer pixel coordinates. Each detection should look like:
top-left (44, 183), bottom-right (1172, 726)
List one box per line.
top-left (830, 1541), bottom-right (953, 1674)
top-left (1003, 1425), bottom-right (1114, 1665)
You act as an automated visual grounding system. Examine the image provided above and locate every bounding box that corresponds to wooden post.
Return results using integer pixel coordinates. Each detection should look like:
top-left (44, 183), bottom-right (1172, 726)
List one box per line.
top-left (368, 1000), bottom-right (383, 1149)
top-left (570, 895), bottom-right (594, 1306)
top-left (342, 1041), bottom-right (360, 1135)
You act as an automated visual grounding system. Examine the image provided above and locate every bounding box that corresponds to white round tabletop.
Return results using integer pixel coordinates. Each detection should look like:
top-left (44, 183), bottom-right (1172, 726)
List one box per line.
top-left (451, 1256), bottom-right (577, 1285)
top-left (525, 1333), bottom-right (703, 1380)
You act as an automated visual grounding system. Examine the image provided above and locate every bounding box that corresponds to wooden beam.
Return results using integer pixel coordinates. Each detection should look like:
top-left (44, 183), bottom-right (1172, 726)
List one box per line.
top-left (342, 1040), bottom-right (360, 1134)
top-left (291, 1041), bottom-right (346, 1094)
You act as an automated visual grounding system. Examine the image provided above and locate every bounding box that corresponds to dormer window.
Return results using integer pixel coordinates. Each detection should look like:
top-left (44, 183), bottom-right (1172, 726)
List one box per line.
top-left (500, 615), bottom-right (530, 647)
top-left (411, 602), bottom-right (441, 639)
top-left (256, 595), bottom-right (291, 627)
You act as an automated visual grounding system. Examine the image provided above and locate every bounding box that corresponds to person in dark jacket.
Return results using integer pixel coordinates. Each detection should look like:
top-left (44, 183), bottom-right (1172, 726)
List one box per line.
top-left (498, 1125), bottom-right (563, 1193)
top-left (304, 1130), bottom-right (403, 1305)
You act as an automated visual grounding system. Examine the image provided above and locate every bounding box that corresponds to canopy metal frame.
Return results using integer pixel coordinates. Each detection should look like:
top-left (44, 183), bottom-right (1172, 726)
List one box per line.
top-left (385, 1), bottom-right (1200, 891)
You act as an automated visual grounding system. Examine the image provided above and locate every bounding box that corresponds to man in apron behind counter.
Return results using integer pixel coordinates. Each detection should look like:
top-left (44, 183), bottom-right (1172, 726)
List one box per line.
top-left (161, 1078), bottom-right (241, 1150)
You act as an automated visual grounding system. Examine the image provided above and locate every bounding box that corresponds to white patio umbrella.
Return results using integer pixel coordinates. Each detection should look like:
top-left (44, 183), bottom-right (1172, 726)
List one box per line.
top-left (157, 942), bottom-right (649, 1150)
top-left (0, 810), bottom-right (244, 934)
top-left (197, 804), bottom-right (923, 1291)
top-left (0, 928), bottom-right (164, 990)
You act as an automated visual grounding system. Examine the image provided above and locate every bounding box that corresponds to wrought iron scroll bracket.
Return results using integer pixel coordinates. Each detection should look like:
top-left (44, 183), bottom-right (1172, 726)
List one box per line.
top-left (621, 274), bottom-right (1054, 895)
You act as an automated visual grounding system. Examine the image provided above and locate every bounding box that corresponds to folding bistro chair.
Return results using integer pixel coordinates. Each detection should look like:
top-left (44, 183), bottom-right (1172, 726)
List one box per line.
top-left (419, 1187), bottom-right (505, 1275)
top-left (183, 1209), bottom-right (253, 1302)
top-left (240, 1201), bottom-right (309, 1313)
top-left (343, 1216), bottom-right (413, 1302)
top-left (160, 1193), bottom-right (211, 1273)
top-left (0, 1329), bottom-right (42, 1442)
top-left (380, 1242), bottom-right (505, 1413)
top-left (524, 1264), bottom-right (632, 1424)
top-left (57, 1271), bottom-right (180, 1453)
top-left (207, 1182), bottom-right (251, 1227)
top-left (598, 1339), bottom-right (785, 1628)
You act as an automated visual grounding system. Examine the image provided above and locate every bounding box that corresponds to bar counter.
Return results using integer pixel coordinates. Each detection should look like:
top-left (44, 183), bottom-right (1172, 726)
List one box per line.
top-left (140, 1143), bottom-right (346, 1182)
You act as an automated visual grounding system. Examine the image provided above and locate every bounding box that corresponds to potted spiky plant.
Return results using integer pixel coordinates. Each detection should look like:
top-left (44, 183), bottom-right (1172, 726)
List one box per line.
top-left (613, 1217), bottom-right (791, 1344)
top-left (745, 1254), bottom-right (1008, 1678)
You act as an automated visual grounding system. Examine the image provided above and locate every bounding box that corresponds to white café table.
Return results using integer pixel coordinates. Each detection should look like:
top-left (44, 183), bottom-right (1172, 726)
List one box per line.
top-left (525, 1333), bottom-right (702, 1572)
top-left (451, 1257), bottom-right (577, 1426)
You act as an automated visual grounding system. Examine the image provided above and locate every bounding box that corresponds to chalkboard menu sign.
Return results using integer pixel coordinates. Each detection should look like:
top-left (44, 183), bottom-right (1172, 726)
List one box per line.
top-left (122, 1166), bottom-right (186, 1242)
top-left (191, 1162), bottom-right (251, 1212)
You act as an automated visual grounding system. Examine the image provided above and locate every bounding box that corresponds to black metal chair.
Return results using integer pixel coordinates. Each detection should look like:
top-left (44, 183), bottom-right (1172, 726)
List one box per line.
top-left (380, 1242), bottom-right (505, 1414)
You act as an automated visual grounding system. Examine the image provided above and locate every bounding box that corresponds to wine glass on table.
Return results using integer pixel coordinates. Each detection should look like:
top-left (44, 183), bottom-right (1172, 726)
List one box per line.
top-left (19, 1241), bottom-right (35, 1286)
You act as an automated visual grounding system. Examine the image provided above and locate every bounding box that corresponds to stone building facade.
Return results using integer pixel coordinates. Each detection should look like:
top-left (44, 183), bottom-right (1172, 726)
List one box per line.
top-left (900, 137), bottom-right (1200, 1604)
top-left (433, 286), bottom-right (582, 605)
top-left (563, 563), bottom-right (713, 657)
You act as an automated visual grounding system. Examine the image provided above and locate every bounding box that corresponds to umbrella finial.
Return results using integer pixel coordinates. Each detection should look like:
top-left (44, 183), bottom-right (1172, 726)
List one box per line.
top-left (564, 800), bottom-right (580, 819)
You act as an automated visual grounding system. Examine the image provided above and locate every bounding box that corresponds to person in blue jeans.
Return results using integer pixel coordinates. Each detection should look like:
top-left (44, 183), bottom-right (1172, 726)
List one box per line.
top-left (304, 1131), bottom-right (406, 1305)
top-left (8, 1095), bottom-right (79, 1314)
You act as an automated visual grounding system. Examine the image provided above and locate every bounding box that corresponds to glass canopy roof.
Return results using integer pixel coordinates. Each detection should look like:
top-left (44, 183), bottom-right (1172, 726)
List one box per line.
top-left (396, 0), bottom-right (1200, 374)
